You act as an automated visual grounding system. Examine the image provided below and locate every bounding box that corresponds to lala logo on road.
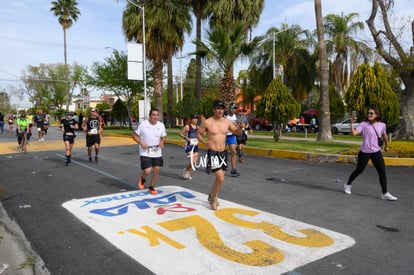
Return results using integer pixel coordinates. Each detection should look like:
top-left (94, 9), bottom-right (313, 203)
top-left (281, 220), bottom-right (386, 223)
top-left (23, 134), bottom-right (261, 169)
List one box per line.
top-left (62, 186), bottom-right (355, 274)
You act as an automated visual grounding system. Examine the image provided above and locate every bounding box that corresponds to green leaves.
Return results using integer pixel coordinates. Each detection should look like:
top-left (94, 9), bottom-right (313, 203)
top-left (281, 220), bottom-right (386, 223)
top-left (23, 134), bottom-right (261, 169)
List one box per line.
top-left (259, 77), bottom-right (300, 128)
top-left (346, 62), bottom-right (400, 126)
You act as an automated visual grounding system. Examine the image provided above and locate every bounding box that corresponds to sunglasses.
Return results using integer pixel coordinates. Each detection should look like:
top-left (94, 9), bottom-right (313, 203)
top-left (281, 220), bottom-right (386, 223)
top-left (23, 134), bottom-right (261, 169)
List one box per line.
top-left (367, 112), bottom-right (375, 115)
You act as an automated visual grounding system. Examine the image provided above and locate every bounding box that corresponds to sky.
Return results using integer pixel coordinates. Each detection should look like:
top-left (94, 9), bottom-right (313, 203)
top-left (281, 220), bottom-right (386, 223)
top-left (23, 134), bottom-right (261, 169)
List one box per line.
top-left (1, 0), bottom-right (413, 106)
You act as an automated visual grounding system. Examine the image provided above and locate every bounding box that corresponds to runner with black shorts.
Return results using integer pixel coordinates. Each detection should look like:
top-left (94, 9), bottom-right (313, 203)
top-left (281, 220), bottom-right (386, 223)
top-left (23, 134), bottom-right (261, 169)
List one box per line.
top-left (81, 108), bottom-right (102, 164)
top-left (60, 112), bottom-right (78, 165)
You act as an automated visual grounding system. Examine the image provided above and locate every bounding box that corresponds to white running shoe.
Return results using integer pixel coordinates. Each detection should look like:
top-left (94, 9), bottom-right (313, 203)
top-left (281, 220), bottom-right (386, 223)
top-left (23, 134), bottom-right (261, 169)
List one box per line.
top-left (344, 184), bottom-right (352, 195)
top-left (183, 168), bottom-right (190, 179)
top-left (381, 192), bottom-right (397, 201)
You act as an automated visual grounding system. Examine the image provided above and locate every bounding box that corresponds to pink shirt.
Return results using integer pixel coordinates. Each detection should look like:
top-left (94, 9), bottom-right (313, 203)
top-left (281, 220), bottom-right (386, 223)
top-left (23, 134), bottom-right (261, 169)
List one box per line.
top-left (356, 121), bottom-right (386, 153)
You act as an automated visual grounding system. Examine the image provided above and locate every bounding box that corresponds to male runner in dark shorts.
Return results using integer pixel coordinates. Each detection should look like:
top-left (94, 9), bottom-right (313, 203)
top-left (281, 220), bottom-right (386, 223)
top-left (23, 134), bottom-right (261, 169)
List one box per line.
top-left (197, 100), bottom-right (242, 210)
top-left (82, 108), bottom-right (102, 164)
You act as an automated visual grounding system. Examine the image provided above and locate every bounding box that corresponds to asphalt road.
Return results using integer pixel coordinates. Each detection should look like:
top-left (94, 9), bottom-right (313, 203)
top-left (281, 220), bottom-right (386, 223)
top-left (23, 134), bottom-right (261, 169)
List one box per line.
top-left (0, 126), bottom-right (413, 274)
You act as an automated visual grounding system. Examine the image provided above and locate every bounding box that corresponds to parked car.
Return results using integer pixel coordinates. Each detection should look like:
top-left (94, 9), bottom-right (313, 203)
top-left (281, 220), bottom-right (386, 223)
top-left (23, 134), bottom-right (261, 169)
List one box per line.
top-left (250, 115), bottom-right (273, 131)
top-left (331, 118), bottom-right (359, 134)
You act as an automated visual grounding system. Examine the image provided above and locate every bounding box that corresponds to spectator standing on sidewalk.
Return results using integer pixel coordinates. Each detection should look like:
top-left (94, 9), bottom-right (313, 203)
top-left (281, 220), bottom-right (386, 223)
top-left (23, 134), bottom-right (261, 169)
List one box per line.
top-left (344, 107), bottom-right (397, 201)
top-left (0, 111), bottom-right (4, 134)
top-left (179, 114), bottom-right (200, 180)
top-left (197, 100), bottom-right (242, 210)
top-left (81, 108), bottom-right (102, 164)
top-left (224, 103), bottom-right (241, 176)
top-left (132, 107), bottom-right (166, 195)
top-left (60, 112), bottom-right (78, 166)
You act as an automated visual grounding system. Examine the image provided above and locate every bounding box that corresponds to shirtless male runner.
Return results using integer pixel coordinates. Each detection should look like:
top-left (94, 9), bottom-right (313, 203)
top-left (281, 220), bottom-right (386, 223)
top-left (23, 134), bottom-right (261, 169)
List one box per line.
top-left (196, 100), bottom-right (242, 210)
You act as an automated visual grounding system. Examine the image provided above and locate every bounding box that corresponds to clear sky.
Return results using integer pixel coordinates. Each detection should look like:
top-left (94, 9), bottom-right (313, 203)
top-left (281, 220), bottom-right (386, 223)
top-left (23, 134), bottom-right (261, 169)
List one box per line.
top-left (0, 0), bottom-right (413, 106)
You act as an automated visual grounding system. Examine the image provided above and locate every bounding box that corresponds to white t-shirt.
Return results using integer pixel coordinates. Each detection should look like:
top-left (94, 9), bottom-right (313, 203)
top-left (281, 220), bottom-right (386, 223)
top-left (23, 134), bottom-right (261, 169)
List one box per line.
top-left (135, 119), bottom-right (167, 157)
top-left (225, 113), bottom-right (237, 136)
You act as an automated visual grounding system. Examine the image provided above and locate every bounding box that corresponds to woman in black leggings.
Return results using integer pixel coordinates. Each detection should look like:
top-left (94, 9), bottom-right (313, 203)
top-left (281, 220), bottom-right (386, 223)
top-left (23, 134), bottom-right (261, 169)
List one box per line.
top-left (344, 108), bottom-right (397, 201)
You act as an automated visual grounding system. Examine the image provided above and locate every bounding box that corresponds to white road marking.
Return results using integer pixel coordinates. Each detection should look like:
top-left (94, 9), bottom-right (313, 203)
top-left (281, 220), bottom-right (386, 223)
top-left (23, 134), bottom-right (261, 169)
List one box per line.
top-left (55, 153), bottom-right (133, 187)
top-left (63, 186), bottom-right (355, 274)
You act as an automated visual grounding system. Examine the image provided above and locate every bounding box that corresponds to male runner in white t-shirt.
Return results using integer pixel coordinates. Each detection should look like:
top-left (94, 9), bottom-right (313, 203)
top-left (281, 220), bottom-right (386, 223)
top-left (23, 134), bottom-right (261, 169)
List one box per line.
top-left (132, 107), bottom-right (167, 195)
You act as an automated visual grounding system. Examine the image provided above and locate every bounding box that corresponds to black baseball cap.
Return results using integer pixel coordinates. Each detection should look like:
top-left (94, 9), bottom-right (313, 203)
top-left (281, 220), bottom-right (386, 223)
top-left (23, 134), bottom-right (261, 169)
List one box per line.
top-left (213, 100), bottom-right (226, 109)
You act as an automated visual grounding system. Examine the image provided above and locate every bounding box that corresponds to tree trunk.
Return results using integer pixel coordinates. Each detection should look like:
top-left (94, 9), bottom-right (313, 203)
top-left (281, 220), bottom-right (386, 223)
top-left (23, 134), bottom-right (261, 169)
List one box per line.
top-left (153, 59), bottom-right (164, 122)
top-left (220, 71), bottom-right (237, 106)
top-left (392, 74), bottom-right (414, 139)
top-left (63, 27), bottom-right (69, 111)
top-left (166, 55), bottom-right (174, 128)
top-left (314, 0), bottom-right (332, 141)
top-left (195, 14), bottom-right (202, 102)
top-left (366, 1), bottom-right (414, 140)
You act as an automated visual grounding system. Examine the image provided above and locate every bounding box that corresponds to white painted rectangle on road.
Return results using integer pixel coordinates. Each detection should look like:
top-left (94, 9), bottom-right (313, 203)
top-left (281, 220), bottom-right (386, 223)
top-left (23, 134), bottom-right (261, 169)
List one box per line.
top-left (62, 186), bottom-right (355, 274)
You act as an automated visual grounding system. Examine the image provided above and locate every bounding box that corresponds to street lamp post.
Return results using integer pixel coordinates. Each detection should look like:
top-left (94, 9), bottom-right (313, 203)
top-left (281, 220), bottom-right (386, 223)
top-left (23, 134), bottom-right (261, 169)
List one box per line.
top-left (272, 26), bottom-right (297, 79)
top-left (127, 0), bottom-right (147, 119)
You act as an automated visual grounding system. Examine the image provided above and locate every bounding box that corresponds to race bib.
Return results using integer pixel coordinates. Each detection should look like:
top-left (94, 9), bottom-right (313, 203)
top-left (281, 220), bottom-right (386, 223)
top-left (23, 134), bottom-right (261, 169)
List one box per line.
top-left (90, 128), bottom-right (98, 134)
top-left (148, 146), bottom-right (159, 156)
top-left (189, 138), bottom-right (198, 145)
top-left (37, 127), bottom-right (41, 131)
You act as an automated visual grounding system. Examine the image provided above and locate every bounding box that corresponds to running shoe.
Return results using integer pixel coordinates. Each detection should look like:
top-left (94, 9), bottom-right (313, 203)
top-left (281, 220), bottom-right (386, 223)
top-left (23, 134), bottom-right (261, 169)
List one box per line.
top-left (239, 157), bottom-right (244, 163)
top-left (138, 176), bottom-right (146, 190)
top-left (208, 194), bottom-right (219, 210)
top-left (148, 186), bottom-right (158, 195)
top-left (344, 184), bottom-right (351, 195)
top-left (183, 168), bottom-right (192, 180)
top-left (230, 169), bottom-right (240, 177)
top-left (381, 192), bottom-right (397, 201)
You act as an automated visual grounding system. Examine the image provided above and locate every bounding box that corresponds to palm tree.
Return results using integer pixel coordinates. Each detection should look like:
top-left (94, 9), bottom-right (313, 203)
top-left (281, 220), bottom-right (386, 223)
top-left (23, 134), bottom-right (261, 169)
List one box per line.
top-left (122, 0), bottom-right (192, 118)
top-left (50, 0), bottom-right (81, 110)
top-left (314, 0), bottom-right (332, 141)
top-left (252, 25), bottom-right (315, 103)
top-left (194, 23), bottom-right (263, 105)
top-left (207, 0), bottom-right (264, 39)
top-left (191, 0), bottom-right (211, 102)
top-left (323, 12), bottom-right (369, 98)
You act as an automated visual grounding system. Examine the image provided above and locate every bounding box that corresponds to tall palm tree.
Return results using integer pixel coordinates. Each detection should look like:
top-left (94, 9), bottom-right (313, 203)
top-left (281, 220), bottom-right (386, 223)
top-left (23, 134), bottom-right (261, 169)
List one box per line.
top-left (194, 23), bottom-right (263, 105)
top-left (323, 12), bottom-right (368, 98)
top-left (314, 0), bottom-right (332, 141)
top-left (122, 0), bottom-right (192, 117)
top-left (191, 0), bottom-right (211, 102)
top-left (207, 0), bottom-right (264, 39)
top-left (50, 0), bottom-right (81, 110)
top-left (253, 25), bottom-right (315, 103)
top-left (200, 0), bottom-right (264, 106)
